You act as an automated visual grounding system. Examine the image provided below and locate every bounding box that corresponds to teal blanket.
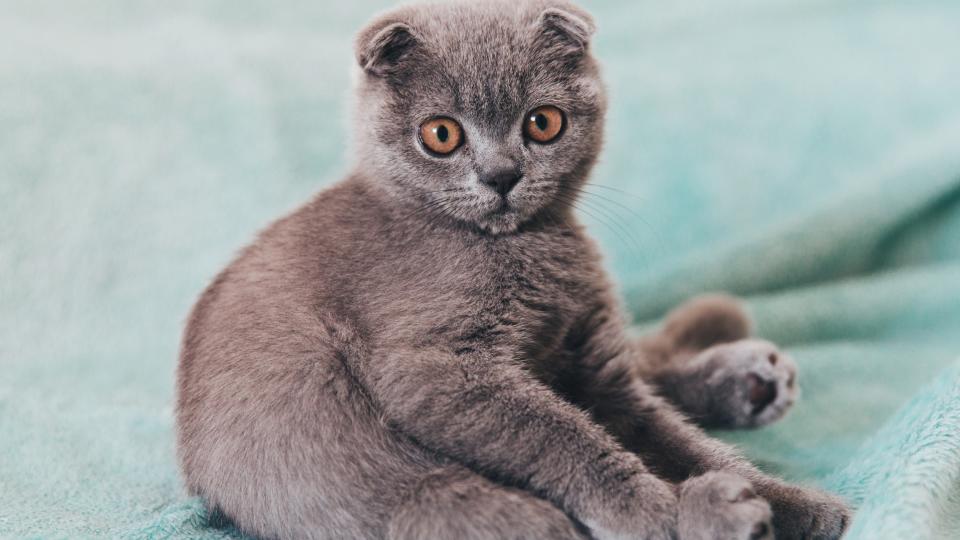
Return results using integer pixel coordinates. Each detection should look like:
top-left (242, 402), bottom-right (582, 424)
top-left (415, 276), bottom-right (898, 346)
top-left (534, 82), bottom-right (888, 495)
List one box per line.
top-left (2, 0), bottom-right (959, 538)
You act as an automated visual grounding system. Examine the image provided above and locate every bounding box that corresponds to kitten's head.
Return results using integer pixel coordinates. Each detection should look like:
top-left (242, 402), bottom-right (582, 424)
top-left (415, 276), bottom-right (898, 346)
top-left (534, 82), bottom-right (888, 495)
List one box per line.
top-left (352, 0), bottom-right (605, 234)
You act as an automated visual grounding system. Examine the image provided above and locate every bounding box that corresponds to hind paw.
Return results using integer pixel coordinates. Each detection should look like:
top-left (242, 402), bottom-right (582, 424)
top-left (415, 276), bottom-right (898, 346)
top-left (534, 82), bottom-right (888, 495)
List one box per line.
top-left (697, 339), bottom-right (799, 428)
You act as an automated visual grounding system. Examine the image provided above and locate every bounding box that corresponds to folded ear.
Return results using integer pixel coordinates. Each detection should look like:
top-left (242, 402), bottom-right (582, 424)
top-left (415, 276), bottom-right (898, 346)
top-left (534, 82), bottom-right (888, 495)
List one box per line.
top-left (355, 18), bottom-right (420, 77)
top-left (536, 6), bottom-right (596, 60)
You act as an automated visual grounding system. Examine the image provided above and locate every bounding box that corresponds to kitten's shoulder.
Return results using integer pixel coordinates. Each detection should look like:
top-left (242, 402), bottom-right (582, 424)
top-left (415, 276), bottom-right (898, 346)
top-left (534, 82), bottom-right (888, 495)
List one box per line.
top-left (240, 175), bottom-right (383, 263)
top-left (193, 176), bottom-right (380, 314)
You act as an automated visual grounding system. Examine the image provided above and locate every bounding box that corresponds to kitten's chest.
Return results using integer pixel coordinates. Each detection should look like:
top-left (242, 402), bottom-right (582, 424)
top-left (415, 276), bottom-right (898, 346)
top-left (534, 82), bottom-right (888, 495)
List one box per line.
top-left (390, 232), bottom-right (593, 359)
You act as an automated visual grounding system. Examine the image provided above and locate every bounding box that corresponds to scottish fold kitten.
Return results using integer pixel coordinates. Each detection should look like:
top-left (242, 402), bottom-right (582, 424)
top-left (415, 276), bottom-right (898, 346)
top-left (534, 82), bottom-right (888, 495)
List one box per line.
top-left (176, 1), bottom-right (851, 539)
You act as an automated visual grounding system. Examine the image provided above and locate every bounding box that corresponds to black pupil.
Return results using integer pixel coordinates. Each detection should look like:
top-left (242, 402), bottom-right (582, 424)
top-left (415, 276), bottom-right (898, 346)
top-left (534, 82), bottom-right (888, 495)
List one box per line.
top-left (534, 113), bottom-right (548, 131)
top-left (436, 124), bottom-right (449, 142)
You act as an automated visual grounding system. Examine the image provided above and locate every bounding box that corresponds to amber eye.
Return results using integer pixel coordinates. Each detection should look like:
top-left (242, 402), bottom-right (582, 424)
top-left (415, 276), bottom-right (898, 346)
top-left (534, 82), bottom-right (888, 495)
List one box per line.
top-left (419, 117), bottom-right (463, 155)
top-left (524, 106), bottom-right (565, 144)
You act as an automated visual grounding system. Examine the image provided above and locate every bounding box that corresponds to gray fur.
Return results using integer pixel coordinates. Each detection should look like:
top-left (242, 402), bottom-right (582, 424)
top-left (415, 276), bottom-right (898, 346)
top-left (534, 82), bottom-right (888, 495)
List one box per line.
top-left (175, 1), bottom-right (851, 539)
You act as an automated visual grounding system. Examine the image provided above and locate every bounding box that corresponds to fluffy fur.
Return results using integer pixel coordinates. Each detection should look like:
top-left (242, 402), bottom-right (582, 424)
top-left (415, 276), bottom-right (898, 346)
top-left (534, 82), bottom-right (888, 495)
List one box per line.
top-left (175, 1), bottom-right (851, 538)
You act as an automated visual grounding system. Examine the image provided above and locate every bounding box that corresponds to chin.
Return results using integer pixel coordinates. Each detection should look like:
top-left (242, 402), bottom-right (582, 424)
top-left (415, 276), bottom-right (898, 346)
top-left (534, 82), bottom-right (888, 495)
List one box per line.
top-left (473, 206), bottom-right (536, 236)
top-left (474, 208), bottom-right (524, 235)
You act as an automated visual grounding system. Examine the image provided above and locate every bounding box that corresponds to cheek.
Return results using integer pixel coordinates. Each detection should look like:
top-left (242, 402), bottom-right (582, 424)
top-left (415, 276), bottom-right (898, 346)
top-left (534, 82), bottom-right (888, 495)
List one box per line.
top-left (555, 117), bottom-right (600, 165)
top-left (524, 132), bottom-right (587, 181)
top-left (397, 149), bottom-right (478, 196)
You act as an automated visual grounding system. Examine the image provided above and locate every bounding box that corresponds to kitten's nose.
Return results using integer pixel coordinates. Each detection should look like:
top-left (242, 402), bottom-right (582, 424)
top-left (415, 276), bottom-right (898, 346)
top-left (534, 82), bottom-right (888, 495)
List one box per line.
top-left (480, 168), bottom-right (522, 197)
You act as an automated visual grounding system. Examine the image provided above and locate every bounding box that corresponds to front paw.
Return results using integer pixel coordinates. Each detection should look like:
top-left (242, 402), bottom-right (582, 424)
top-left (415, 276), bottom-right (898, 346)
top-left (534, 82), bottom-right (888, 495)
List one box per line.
top-left (678, 472), bottom-right (773, 540)
top-left (764, 483), bottom-right (851, 540)
top-left (698, 339), bottom-right (799, 428)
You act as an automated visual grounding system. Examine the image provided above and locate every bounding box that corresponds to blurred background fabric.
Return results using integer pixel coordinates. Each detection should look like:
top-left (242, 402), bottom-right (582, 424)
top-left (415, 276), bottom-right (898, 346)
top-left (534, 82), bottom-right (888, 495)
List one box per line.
top-left (2, 0), bottom-right (960, 538)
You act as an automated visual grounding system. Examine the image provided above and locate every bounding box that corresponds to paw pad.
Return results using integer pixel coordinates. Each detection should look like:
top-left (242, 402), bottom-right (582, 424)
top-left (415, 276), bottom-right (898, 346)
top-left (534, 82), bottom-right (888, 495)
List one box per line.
top-left (749, 522), bottom-right (770, 540)
top-left (747, 373), bottom-right (777, 413)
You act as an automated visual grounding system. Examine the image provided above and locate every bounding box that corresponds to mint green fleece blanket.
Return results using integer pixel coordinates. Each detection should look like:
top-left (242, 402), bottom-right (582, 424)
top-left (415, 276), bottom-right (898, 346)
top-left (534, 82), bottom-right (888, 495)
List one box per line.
top-left (2, 0), bottom-right (960, 538)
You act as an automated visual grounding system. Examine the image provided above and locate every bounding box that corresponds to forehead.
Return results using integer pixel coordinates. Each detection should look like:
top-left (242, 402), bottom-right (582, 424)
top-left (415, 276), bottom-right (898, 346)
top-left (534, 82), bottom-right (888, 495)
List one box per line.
top-left (404, 2), bottom-right (580, 126)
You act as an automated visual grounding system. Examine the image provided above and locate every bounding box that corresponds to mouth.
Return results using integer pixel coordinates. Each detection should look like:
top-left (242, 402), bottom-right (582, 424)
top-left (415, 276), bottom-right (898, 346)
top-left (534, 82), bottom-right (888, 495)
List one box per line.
top-left (478, 196), bottom-right (511, 219)
top-left (468, 189), bottom-right (549, 235)
top-left (490, 198), bottom-right (510, 214)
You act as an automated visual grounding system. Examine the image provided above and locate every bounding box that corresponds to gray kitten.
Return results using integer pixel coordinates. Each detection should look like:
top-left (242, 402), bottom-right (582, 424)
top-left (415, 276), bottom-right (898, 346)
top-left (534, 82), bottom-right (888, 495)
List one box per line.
top-left (175, 1), bottom-right (851, 538)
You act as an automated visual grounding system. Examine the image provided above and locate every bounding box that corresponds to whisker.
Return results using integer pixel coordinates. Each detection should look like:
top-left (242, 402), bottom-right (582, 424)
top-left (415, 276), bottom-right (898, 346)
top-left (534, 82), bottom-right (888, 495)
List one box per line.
top-left (582, 182), bottom-right (649, 202)
top-left (575, 196), bottom-right (646, 259)
top-left (396, 197), bottom-right (454, 226)
top-left (575, 187), bottom-right (646, 221)
top-left (552, 192), bottom-right (642, 260)
top-left (573, 188), bottom-right (664, 258)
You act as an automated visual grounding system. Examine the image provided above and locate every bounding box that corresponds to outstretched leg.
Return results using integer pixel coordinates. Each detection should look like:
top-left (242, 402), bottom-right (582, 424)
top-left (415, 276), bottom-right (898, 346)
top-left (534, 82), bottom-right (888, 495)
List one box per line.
top-left (560, 293), bottom-right (850, 539)
top-left (388, 465), bottom-right (587, 540)
top-left (574, 356), bottom-right (848, 540)
top-left (636, 295), bottom-right (799, 429)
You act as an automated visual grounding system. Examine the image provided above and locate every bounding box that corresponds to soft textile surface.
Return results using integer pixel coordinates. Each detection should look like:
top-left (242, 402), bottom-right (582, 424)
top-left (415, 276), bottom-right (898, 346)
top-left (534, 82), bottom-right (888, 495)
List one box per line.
top-left (2, 0), bottom-right (959, 538)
